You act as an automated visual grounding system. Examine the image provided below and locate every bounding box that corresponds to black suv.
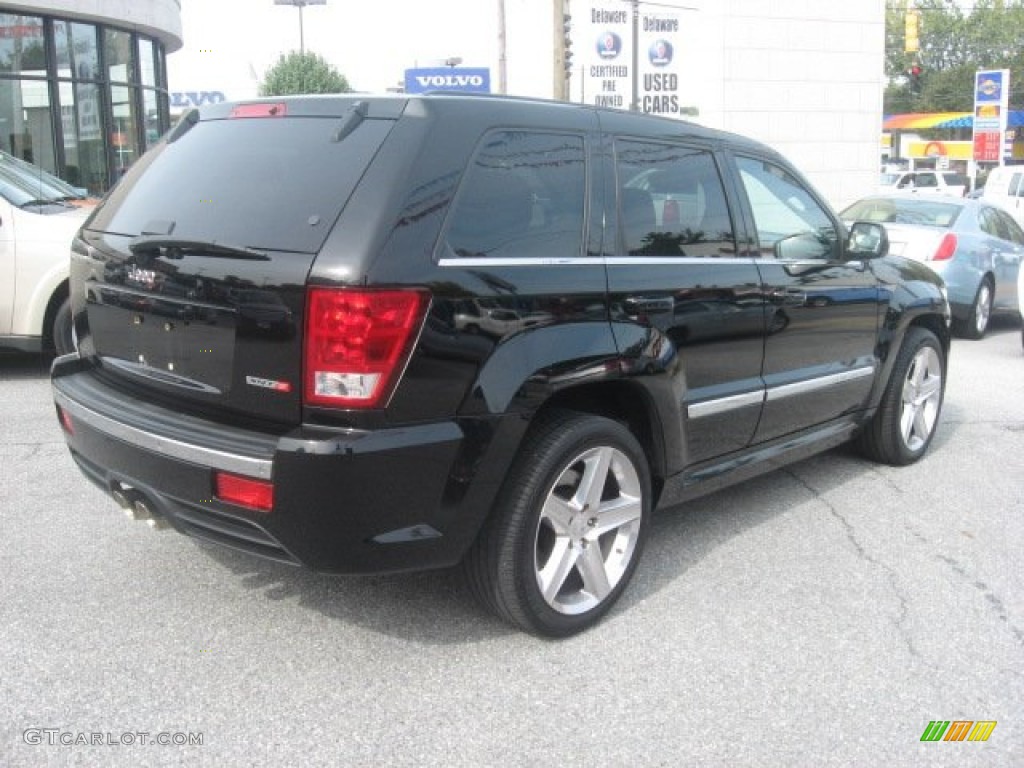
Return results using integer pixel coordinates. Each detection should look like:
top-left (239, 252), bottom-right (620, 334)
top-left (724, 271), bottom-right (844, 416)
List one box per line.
top-left (52, 95), bottom-right (950, 636)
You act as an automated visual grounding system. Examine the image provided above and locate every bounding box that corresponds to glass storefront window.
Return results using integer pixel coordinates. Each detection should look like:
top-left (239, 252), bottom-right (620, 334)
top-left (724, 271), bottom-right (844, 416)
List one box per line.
top-left (54, 21), bottom-right (99, 81)
top-left (142, 89), bottom-right (160, 150)
top-left (0, 13), bottom-right (46, 75)
top-left (58, 81), bottom-right (107, 194)
top-left (0, 77), bottom-right (56, 172)
top-left (104, 28), bottom-right (134, 84)
top-left (139, 37), bottom-right (156, 87)
top-left (0, 13), bottom-right (168, 194)
top-left (109, 84), bottom-right (139, 179)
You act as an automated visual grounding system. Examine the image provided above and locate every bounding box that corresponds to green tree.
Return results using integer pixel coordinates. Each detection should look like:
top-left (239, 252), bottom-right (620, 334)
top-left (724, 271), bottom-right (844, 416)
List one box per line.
top-left (259, 51), bottom-right (351, 96)
top-left (885, 0), bottom-right (1024, 113)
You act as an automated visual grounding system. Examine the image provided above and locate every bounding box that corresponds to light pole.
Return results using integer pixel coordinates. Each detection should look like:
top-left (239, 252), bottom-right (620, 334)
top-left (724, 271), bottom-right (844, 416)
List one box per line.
top-left (273, 0), bottom-right (327, 55)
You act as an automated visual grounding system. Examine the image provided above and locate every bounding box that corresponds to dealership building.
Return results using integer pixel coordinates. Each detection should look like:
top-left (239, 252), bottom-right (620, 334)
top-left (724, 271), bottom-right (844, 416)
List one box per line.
top-left (0, 1), bottom-right (181, 195)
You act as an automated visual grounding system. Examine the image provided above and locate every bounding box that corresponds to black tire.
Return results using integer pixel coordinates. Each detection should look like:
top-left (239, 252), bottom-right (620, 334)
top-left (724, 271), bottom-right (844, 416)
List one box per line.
top-left (463, 409), bottom-right (651, 637)
top-left (956, 279), bottom-right (992, 340)
top-left (858, 326), bottom-right (945, 466)
top-left (52, 297), bottom-right (75, 356)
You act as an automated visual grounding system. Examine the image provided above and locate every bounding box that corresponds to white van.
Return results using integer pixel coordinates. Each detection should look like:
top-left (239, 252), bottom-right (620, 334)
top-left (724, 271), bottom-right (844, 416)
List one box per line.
top-left (980, 165), bottom-right (1024, 227)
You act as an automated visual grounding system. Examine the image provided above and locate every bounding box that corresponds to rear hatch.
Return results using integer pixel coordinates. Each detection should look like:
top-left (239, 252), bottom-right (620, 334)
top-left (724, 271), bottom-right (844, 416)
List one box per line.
top-left (73, 97), bottom-right (403, 425)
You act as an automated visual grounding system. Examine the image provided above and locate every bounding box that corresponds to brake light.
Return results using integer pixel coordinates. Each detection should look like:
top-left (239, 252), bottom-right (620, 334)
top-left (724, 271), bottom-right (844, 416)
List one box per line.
top-left (303, 288), bottom-right (429, 408)
top-left (230, 102), bottom-right (287, 119)
top-left (215, 472), bottom-right (274, 512)
top-left (932, 232), bottom-right (958, 261)
top-left (56, 405), bottom-right (74, 435)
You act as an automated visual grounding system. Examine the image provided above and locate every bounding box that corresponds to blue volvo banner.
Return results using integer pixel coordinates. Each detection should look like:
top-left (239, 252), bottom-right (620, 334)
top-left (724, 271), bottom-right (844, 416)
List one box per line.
top-left (404, 67), bottom-right (491, 94)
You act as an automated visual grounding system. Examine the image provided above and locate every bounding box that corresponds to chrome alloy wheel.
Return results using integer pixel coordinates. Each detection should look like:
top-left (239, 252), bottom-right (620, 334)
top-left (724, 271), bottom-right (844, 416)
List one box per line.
top-left (534, 445), bottom-right (644, 615)
top-left (899, 345), bottom-right (943, 452)
top-left (973, 282), bottom-right (992, 336)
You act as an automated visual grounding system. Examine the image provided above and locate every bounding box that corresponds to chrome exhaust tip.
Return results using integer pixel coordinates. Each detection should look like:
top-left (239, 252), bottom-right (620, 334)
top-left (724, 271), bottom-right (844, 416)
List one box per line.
top-left (111, 483), bottom-right (135, 510)
top-left (111, 483), bottom-right (170, 529)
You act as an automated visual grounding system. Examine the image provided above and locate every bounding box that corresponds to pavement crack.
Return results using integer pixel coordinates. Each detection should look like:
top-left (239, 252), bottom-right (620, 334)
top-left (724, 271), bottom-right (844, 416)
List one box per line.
top-left (783, 468), bottom-right (923, 662)
top-left (936, 554), bottom-right (1024, 648)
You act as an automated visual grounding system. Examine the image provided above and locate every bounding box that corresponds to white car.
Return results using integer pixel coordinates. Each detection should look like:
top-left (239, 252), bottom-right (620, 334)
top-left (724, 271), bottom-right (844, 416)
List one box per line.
top-left (979, 165), bottom-right (1024, 230)
top-left (880, 170), bottom-right (969, 197)
top-left (0, 165), bottom-right (91, 355)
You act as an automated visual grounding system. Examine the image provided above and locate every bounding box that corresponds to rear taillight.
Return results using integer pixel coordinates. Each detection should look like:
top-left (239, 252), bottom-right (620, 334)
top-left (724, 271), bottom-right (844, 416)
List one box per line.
top-left (215, 472), bottom-right (274, 512)
top-left (932, 232), bottom-right (957, 261)
top-left (303, 288), bottom-right (429, 409)
top-left (56, 405), bottom-right (74, 435)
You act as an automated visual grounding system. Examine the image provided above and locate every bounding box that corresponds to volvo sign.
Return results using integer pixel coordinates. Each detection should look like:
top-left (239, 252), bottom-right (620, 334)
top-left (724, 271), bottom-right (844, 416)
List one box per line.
top-left (404, 67), bottom-right (491, 94)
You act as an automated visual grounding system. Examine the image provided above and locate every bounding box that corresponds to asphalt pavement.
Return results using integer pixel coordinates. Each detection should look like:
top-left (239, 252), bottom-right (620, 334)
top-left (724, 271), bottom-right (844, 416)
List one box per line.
top-left (1, 318), bottom-right (1022, 767)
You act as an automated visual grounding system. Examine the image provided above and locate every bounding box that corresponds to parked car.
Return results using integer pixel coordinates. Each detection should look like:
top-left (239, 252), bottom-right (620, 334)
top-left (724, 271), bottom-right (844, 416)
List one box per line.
top-left (979, 164), bottom-right (1024, 229)
top-left (879, 170), bottom-right (968, 197)
top-left (840, 194), bottom-right (1022, 339)
top-left (1019, 251), bottom-right (1024, 351)
top-left (0, 148), bottom-right (92, 203)
top-left (52, 95), bottom-right (950, 636)
top-left (0, 161), bottom-right (92, 355)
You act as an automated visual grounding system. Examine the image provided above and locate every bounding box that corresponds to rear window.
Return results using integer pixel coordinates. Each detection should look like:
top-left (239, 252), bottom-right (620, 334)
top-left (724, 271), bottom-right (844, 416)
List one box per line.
top-left (841, 198), bottom-right (961, 228)
top-left (88, 116), bottom-right (394, 254)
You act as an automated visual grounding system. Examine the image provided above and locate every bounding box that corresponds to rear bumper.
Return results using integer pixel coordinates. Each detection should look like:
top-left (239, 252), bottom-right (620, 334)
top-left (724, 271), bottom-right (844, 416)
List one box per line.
top-left (51, 357), bottom-right (494, 574)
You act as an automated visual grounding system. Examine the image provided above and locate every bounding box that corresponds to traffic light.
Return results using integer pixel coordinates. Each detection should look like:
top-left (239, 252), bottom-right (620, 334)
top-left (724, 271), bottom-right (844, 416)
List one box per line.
top-left (909, 62), bottom-right (922, 94)
top-left (563, 13), bottom-right (573, 77)
top-left (904, 9), bottom-right (920, 53)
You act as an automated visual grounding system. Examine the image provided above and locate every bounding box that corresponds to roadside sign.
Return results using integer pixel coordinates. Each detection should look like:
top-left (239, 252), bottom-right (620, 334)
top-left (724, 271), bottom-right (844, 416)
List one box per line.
top-left (403, 67), bottom-right (490, 94)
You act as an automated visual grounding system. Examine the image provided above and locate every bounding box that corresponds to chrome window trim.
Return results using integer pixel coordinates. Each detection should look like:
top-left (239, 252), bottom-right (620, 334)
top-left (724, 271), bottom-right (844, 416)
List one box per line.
top-left (438, 256), bottom-right (758, 268)
top-left (54, 390), bottom-right (274, 479)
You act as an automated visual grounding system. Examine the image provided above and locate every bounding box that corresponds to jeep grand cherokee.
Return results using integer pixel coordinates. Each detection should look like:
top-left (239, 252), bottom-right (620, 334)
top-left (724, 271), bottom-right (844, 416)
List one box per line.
top-left (52, 95), bottom-right (950, 636)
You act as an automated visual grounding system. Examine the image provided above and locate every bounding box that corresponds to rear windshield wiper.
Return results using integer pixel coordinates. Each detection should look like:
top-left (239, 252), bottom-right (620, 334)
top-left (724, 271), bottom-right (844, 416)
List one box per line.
top-left (129, 236), bottom-right (270, 261)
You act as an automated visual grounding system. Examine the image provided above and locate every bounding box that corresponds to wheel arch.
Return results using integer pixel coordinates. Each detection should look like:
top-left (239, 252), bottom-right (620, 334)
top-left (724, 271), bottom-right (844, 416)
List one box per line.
top-left (41, 278), bottom-right (70, 350)
top-left (531, 379), bottom-right (669, 505)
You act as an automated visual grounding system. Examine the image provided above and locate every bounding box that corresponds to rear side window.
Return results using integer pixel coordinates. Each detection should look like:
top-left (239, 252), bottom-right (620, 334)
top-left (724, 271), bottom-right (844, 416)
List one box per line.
top-left (614, 140), bottom-right (735, 258)
top-left (88, 116), bottom-right (394, 254)
top-left (443, 131), bottom-right (585, 259)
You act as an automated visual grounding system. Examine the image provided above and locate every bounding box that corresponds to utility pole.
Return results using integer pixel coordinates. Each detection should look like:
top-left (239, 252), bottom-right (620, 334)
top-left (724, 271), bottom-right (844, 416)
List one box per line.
top-left (552, 0), bottom-right (574, 101)
top-left (497, 0), bottom-right (508, 94)
top-left (274, 0), bottom-right (327, 55)
top-left (630, 0), bottom-right (639, 111)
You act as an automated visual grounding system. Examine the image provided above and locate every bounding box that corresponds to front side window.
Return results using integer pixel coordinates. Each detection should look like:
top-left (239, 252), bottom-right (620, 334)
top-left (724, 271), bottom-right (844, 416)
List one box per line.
top-left (443, 131), bottom-right (585, 259)
top-left (615, 140), bottom-right (736, 257)
top-left (736, 156), bottom-right (838, 260)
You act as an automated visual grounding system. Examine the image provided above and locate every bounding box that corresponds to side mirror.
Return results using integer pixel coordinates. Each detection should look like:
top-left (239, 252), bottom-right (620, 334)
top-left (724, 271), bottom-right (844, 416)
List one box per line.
top-left (847, 221), bottom-right (888, 259)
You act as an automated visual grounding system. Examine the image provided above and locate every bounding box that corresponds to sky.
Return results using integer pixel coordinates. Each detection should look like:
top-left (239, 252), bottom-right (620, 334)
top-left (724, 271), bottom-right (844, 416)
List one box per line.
top-left (166, 0), bottom-right (544, 99)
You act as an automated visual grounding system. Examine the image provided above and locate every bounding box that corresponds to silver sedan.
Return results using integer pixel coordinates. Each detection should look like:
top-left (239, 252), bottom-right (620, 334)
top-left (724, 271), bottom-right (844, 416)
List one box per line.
top-left (841, 194), bottom-right (1023, 339)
